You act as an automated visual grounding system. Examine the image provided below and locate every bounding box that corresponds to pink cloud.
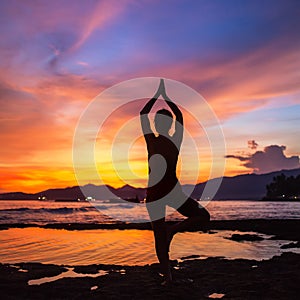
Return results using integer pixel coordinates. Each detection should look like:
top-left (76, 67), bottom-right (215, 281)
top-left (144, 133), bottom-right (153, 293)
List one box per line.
top-left (129, 39), bottom-right (300, 120)
top-left (70, 0), bottom-right (131, 52)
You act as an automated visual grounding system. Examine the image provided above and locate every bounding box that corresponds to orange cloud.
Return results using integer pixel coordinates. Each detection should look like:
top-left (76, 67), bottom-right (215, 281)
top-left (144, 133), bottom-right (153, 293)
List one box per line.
top-left (0, 166), bottom-right (77, 193)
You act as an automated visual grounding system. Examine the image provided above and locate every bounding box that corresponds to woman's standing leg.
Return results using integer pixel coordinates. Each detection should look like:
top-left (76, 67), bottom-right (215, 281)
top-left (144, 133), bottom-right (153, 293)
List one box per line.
top-left (146, 203), bottom-right (172, 282)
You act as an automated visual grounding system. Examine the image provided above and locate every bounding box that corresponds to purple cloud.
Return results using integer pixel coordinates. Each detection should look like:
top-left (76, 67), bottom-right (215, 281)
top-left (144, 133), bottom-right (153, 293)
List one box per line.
top-left (248, 140), bottom-right (258, 150)
top-left (226, 145), bottom-right (300, 174)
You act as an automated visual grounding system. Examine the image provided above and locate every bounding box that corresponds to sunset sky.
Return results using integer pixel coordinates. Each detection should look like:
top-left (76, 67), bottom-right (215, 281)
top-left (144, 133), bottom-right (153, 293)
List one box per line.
top-left (1, 0), bottom-right (300, 193)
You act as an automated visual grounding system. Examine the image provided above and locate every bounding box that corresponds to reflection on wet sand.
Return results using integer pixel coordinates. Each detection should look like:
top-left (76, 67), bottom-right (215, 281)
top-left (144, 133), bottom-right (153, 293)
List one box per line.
top-left (28, 267), bottom-right (108, 285)
top-left (1, 227), bottom-right (300, 266)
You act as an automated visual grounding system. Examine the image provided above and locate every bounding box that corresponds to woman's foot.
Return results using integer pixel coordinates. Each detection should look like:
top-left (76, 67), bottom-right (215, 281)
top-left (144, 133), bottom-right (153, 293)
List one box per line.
top-left (160, 269), bottom-right (173, 286)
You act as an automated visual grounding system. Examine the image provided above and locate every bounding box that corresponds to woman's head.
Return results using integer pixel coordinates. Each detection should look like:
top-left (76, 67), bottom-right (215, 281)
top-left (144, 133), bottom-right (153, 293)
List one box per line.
top-left (154, 109), bottom-right (173, 135)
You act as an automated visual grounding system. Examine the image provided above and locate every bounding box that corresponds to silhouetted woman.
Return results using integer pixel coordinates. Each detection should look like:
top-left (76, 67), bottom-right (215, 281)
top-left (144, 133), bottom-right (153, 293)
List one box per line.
top-left (140, 79), bottom-right (210, 284)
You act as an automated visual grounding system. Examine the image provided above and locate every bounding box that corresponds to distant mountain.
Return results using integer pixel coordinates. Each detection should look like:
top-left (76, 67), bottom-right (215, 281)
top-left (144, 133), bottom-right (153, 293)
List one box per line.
top-left (0, 168), bottom-right (299, 201)
top-left (0, 192), bottom-right (37, 200)
top-left (191, 168), bottom-right (300, 200)
top-left (0, 183), bottom-right (146, 201)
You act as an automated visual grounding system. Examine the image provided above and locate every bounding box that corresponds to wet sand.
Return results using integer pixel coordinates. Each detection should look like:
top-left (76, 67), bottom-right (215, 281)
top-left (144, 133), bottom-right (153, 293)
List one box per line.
top-left (1, 219), bottom-right (300, 299)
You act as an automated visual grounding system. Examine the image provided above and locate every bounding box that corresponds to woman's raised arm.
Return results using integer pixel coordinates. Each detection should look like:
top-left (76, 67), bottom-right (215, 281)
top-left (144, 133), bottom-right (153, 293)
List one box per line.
top-left (160, 80), bottom-right (183, 145)
top-left (140, 79), bottom-right (164, 135)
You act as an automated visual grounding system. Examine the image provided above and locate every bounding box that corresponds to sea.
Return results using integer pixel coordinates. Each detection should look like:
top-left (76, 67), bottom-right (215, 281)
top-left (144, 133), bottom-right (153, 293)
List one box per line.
top-left (1, 200), bottom-right (300, 267)
top-left (1, 200), bottom-right (300, 224)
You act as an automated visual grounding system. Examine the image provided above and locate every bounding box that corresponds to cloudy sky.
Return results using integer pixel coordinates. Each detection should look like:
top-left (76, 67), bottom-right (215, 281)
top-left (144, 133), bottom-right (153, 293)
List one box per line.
top-left (1, 0), bottom-right (300, 192)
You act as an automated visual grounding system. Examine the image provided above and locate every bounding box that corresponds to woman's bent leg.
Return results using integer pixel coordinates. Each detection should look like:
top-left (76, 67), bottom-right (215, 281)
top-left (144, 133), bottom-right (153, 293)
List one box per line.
top-left (177, 197), bottom-right (210, 229)
top-left (167, 197), bottom-right (210, 248)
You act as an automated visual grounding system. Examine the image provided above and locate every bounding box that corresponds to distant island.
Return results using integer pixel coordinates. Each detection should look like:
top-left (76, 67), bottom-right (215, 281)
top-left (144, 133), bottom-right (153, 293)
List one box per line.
top-left (0, 168), bottom-right (299, 201)
top-left (263, 173), bottom-right (300, 200)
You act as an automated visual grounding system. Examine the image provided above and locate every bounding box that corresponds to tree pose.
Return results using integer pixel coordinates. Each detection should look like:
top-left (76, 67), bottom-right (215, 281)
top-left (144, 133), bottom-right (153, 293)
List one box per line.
top-left (140, 79), bottom-right (210, 284)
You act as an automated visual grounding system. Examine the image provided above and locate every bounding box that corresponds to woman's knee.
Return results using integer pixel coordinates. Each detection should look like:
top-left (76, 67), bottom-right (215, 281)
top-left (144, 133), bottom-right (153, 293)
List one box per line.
top-left (202, 208), bottom-right (210, 222)
top-left (193, 208), bottom-right (210, 226)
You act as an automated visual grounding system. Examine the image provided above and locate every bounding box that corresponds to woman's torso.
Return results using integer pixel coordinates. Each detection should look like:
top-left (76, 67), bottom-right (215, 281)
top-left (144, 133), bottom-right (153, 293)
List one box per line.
top-left (146, 134), bottom-right (180, 200)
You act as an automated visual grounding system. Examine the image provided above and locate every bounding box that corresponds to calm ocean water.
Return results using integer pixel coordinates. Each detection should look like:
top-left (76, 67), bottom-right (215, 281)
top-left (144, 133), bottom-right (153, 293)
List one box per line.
top-left (0, 200), bottom-right (299, 225)
top-left (1, 200), bottom-right (300, 266)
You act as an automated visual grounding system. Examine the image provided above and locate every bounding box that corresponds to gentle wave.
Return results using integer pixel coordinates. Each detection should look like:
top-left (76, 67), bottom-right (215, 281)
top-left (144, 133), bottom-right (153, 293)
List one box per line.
top-left (0, 206), bottom-right (97, 214)
top-left (1, 200), bottom-right (300, 225)
top-left (0, 203), bottom-right (137, 214)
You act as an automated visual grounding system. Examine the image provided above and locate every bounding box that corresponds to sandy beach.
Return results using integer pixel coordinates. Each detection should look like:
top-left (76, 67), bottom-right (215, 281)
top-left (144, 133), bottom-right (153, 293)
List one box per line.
top-left (1, 252), bottom-right (300, 299)
top-left (1, 219), bottom-right (300, 299)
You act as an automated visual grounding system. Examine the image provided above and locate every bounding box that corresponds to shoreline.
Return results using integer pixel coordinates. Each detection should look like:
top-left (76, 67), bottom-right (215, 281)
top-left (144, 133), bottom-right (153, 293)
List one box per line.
top-left (1, 219), bottom-right (300, 241)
